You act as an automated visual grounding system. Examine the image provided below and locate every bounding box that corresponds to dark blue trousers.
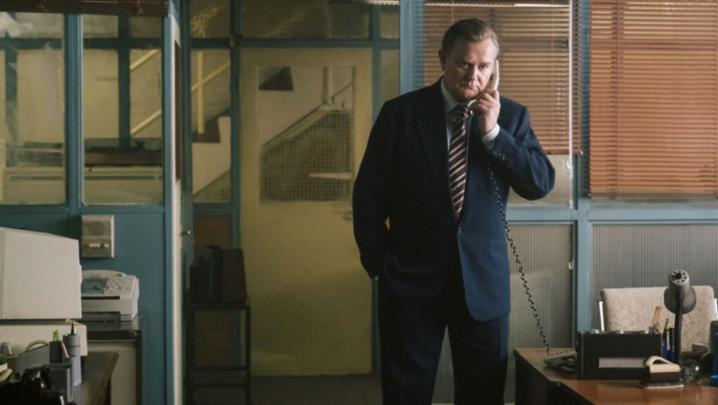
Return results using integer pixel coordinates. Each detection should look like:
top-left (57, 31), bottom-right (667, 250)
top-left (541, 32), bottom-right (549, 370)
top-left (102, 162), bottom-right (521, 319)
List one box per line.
top-left (378, 253), bottom-right (509, 405)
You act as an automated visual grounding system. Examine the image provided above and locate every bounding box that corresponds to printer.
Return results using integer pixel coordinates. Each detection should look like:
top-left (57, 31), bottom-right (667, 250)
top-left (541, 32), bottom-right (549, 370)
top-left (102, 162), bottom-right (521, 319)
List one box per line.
top-left (81, 270), bottom-right (139, 321)
top-left (0, 227), bottom-right (88, 356)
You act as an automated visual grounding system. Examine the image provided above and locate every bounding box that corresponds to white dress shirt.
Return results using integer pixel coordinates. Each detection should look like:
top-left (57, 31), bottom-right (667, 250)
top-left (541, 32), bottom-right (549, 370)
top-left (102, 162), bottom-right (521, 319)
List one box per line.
top-left (440, 77), bottom-right (500, 150)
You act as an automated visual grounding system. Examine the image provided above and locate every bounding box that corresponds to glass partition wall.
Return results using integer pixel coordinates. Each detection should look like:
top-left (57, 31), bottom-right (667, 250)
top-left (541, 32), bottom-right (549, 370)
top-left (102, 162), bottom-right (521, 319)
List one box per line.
top-left (0, 13), bottom-right (164, 206)
top-left (0, 11), bottom-right (172, 405)
top-left (83, 15), bottom-right (164, 204)
top-left (0, 12), bottom-right (65, 204)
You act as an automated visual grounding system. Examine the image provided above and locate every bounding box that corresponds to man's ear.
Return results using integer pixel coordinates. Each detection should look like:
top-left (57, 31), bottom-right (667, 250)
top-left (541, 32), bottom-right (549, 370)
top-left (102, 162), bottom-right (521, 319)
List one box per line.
top-left (439, 49), bottom-right (446, 71)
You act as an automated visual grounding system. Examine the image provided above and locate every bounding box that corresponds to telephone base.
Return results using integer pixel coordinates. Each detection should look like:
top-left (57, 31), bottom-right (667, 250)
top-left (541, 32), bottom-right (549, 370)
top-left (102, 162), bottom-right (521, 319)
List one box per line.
top-left (543, 349), bottom-right (577, 365)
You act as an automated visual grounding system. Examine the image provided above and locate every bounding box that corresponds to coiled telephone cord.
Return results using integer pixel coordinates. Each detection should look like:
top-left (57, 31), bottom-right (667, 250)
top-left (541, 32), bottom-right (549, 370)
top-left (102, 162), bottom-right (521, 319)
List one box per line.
top-left (488, 163), bottom-right (551, 355)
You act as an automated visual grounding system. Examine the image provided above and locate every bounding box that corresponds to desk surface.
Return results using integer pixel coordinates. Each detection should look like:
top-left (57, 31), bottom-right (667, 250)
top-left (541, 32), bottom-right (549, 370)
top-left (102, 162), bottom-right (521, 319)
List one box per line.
top-left (515, 348), bottom-right (718, 405)
top-left (79, 351), bottom-right (119, 405)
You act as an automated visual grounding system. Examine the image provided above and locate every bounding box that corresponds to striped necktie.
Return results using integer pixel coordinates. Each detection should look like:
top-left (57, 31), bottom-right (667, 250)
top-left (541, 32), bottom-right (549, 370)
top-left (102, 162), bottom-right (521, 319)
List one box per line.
top-left (449, 105), bottom-right (470, 217)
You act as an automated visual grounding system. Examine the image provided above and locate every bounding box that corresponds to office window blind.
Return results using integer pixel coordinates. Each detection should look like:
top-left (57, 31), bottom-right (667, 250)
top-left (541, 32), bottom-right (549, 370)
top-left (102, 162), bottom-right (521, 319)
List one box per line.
top-left (0, 0), bottom-right (169, 17)
top-left (572, 0), bottom-right (584, 155)
top-left (423, 1), bottom-right (574, 155)
top-left (589, 0), bottom-right (718, 197)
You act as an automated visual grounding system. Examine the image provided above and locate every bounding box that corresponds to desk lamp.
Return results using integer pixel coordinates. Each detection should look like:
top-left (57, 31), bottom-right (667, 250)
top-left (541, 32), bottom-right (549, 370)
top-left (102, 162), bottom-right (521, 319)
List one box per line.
top-left (663, 269), bottom-right (696, 363)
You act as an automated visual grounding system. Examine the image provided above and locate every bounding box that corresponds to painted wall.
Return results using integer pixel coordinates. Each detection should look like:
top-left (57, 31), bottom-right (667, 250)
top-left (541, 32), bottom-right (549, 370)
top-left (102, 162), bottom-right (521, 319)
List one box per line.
top-left (0, 213), bottom-right (70, 236)
top-left (130, 49), bottom-right (163, 139)
top-left (256, 66), bottom-right (352, 147)
top-left (17, 49), bottom-right (65, 144)
top-left (256, 66), bottom-right (323, 146)
top-left (84, 49), bottom-right (119, 140)
top-left (240, 48), bottom-right (373, 376)
top-left (192, 117), bottom-right (230, 193)
top-left (189, 49), bottom-right (231, 197)
top-left (81, 212), bottom-right (166, 405)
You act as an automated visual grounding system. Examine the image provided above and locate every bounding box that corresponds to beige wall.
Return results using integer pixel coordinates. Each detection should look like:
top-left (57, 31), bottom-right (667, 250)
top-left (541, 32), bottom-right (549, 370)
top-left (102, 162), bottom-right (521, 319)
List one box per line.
top-left (84, 50), bottom-right (119, 139)
top-left (130, 49), bottom-right (163, 139)
top-left (241, 48), bottom-right (373, 376)
top-left (17, 49), bottom-right (64, 144)
top-left (190, 50), bottom-right (231, 197)
top-left (190, 50), bottom-right (230, 133)
top-left (192, 117), bottom-right (230, 193)
top-left (256, 66), bottom-right (323, 146)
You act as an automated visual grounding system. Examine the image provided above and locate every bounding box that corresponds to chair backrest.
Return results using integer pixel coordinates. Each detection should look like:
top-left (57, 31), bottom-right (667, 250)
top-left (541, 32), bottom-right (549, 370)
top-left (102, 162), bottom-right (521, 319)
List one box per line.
top-left (602, 286), bottom-right (717, 351)
top-left (190, 246), bottom-right (248, 303)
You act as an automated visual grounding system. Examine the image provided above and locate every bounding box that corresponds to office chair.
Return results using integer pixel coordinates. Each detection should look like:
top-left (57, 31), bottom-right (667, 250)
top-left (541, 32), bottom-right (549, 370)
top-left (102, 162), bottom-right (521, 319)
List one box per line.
top-left (601, 286), bottom-right (717, 352)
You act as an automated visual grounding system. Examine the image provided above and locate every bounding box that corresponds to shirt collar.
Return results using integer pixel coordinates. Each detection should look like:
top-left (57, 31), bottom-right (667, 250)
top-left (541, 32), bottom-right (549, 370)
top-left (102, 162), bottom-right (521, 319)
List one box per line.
top-left (440, 77), bottom-right (476, 114)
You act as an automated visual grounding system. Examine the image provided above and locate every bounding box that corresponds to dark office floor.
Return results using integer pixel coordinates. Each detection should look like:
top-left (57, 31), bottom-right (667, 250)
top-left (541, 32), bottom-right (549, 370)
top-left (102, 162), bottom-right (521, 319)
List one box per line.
top-left (193, 375), bottom-right (383, 405)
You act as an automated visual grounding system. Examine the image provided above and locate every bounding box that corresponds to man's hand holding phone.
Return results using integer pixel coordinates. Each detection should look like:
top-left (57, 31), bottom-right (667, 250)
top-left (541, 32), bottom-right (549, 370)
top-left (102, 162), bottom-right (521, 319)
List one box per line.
top-left (469, 60), bottom-right (501, 136)
top-left (470, 89), bottom-right (501, 136)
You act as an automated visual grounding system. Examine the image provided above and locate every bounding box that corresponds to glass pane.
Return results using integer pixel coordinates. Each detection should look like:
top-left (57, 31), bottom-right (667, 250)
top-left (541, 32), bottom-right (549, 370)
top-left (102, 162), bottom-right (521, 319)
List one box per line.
top-left (190, 0), bottom-right (230, 38)
top-left (84, 50), bottom-right (119, 141)
top-left (130, 17), bottom-right (162, 38)
top-left (193, 215), bottom-right (231, 257)
top-left (508, 154), bottom-right (572, 206)
top-left (380, 5), bottom-right (400, 39)
top-left (432, 225), bottom-right (573, 404)
top-left (83, 17), bottom-right (163, 205)
top-left (84, 49), bottom-right (136, 204)
top-left (241, 0), bottom-right (370, 39)
top-left (550, 155), bottom-right (572, 205)
top-left (380, 50), bottom-right (399, 104)
top-left (13, 13), bottom-right (63, 38)
top-left (241, 52), bottom-right (371, 377)
top-left (259, 65), bottom-right (354, 201)
top-left (0, 13), bottom-right (65, 204)
top-left (592, 224), bottom-right (718, 337)
top-left (192, 50), bottom-right (231, 203)
top-left (130, 49), bottom-right (163, 139)
top-left (84, 15), bottom-right (118, 38)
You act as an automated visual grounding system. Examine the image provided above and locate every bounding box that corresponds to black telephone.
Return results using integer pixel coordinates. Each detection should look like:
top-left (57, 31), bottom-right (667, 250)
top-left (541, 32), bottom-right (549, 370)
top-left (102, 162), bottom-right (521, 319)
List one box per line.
top-left (483, 60), bottom-right (555, 357)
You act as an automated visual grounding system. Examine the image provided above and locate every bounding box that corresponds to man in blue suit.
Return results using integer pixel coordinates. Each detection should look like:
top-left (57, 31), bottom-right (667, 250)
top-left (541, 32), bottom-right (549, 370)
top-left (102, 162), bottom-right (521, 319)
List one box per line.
top-left (353, 19), bottom-right (554, 405)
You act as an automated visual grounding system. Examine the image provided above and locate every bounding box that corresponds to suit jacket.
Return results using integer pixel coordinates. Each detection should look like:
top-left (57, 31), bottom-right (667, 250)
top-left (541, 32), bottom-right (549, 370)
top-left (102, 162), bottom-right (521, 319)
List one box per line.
top-left (353, 79), bottom-right (555, 321)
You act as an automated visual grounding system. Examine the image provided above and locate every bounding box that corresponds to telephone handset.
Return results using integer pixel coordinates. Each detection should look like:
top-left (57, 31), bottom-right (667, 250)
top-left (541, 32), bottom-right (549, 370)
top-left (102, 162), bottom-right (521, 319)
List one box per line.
top-left (487, 60), bottom-right (500, 92)
top-left (484, 59), bottom-right (554, 357)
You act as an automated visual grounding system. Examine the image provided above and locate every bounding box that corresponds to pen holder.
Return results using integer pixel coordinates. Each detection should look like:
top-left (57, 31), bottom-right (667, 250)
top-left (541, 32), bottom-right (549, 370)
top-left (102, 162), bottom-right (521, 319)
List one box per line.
top-left (62, 333), bottom-right (81, 385)
top-left (45, 362), bottom-right (75, 402)
top-left (49, 341), bottom-right (63, 364)
top-left (0, 342), bottom-right (11, 356)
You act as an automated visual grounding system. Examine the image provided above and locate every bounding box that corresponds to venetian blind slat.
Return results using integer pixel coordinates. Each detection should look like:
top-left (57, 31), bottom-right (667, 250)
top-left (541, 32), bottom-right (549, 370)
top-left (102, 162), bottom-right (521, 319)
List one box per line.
top-left (589, 0), bottom-right (718, 197)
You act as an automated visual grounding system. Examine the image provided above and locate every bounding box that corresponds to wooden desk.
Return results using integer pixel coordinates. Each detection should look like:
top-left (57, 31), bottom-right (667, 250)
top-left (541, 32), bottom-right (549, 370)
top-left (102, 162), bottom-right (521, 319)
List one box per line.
top-left (515, 348), bottom-right (718, 405)
top-left (79, 351), bottom-right (119, 405)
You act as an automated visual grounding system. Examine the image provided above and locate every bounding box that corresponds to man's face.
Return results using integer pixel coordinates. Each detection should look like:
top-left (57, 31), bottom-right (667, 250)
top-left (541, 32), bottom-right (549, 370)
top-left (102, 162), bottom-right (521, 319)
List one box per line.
top-left (439, 37), bottom-right (498, 102)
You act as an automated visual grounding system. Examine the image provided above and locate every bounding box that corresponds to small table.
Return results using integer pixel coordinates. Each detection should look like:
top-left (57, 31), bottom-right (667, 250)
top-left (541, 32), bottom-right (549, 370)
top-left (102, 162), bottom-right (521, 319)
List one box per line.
top-left (185, 300), bottom-right (252, 405)
top-left (80, 351), bottom-right (119, 405)
top-left (514, 348), bottom-right (718, 405)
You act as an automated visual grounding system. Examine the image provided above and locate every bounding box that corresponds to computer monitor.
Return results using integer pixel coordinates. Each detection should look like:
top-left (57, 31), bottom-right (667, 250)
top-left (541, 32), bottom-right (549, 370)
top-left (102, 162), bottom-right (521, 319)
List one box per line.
top-left (0, 227), bottom-right (81, 320)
